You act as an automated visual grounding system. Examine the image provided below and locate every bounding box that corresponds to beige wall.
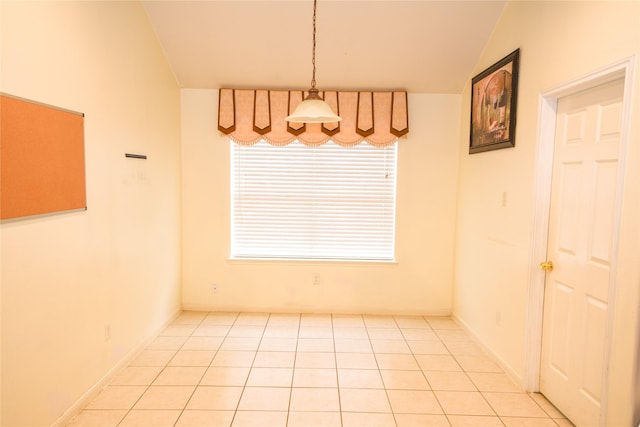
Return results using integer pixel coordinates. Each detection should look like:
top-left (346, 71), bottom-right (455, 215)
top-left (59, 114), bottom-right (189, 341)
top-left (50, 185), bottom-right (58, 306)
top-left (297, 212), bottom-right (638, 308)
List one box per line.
top-left (181, 89), bottom-right (461, 315)
top-left (0, 2), bottom-right (182, 426)
top-left (453, 1), bottom-right (640, 424)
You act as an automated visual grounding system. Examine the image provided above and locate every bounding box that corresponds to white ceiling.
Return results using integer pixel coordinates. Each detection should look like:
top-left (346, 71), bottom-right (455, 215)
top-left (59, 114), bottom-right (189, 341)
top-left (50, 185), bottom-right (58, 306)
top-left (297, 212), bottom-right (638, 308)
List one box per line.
top-left (142, 0), bottom-right (507, 94)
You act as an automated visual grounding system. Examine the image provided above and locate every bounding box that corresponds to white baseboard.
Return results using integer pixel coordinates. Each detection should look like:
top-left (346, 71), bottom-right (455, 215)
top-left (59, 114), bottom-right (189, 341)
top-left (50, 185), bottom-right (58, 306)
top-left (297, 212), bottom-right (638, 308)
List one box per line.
top-left (451, 313), bottom-right (524, 390)
top-left (181, 304), bottom-right (451, 317)
top-left (51, 306), bottom-right (182, 427)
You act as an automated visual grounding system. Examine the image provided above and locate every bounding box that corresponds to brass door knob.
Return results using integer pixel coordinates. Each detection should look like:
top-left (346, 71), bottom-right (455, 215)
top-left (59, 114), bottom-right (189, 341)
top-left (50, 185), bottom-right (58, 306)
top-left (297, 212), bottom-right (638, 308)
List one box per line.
top-left (539, 261), bottom-right (554, 272)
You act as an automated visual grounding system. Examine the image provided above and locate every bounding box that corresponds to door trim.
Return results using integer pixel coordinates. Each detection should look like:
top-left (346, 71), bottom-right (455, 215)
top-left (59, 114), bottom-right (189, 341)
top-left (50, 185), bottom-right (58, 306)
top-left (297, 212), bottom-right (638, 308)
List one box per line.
top-left (524, 56), bottom-right (635, 424)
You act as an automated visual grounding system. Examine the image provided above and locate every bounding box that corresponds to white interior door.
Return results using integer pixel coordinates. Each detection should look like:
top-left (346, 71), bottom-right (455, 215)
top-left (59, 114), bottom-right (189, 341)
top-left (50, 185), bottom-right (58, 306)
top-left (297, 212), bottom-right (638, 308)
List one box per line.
top-left (540, 78), bottom-right (624, 426)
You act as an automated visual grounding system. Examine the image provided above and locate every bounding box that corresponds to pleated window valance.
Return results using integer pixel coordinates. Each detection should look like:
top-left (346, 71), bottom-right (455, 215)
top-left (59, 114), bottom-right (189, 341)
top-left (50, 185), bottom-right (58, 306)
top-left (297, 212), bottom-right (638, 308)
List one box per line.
top-left (218, 88), bottom-right (408, 147)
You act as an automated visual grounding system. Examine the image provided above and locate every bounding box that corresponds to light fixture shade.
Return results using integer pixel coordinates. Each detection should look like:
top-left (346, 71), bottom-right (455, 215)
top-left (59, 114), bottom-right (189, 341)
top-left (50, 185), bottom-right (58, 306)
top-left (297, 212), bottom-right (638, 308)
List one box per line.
top-left (286, 99), bottom-right (342, 123)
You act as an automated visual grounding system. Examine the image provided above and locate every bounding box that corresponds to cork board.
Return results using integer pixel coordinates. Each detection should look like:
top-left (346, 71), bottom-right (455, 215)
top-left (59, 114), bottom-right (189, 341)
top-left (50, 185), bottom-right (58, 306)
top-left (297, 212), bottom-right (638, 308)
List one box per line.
top-left (1, 94), bottom-right (86, 220)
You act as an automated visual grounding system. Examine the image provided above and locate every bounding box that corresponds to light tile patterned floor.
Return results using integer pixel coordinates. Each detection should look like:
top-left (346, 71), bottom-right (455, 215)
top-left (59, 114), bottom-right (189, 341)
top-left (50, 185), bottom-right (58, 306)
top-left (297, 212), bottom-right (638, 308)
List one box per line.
top-left (67, 312), bottom-right (572, 427)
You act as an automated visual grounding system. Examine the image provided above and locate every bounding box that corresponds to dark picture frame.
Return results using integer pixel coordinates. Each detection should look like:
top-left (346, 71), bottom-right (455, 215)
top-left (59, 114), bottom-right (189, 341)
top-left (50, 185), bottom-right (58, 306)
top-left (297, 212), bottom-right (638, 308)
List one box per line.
top-left (469, 49), bottom-right (520, 154)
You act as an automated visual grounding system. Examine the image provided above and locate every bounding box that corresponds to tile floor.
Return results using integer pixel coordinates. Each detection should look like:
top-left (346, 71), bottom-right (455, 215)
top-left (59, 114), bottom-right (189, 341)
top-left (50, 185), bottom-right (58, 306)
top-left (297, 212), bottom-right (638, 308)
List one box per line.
top-left (67, 312), bottom-right (573, 427)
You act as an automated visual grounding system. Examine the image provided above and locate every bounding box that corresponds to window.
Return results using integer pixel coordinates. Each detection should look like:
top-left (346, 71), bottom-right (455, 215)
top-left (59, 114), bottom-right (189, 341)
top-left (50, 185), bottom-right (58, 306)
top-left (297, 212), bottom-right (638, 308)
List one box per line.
top-left (230, 139), bottom-right (397, 261)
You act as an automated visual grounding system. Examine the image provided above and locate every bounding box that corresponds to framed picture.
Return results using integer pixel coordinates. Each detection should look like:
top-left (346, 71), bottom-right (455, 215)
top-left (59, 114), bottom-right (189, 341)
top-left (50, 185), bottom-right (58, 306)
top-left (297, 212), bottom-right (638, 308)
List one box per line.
top-left (469, 49), bottom-right (520, 154)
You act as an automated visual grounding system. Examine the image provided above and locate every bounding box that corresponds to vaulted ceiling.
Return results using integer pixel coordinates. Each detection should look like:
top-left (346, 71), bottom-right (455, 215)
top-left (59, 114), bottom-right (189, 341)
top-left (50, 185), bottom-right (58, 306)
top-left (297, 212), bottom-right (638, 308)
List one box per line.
top-left (142, 0), bottom-right (507, 94)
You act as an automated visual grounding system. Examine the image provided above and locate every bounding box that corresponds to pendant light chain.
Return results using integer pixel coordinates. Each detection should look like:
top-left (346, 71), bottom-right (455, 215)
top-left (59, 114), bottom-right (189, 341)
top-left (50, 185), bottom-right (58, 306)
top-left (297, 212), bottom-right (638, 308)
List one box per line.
top-left (310, 0), bottom-right (317, 90)
top-left (285, 0), bottom-right (341, 122)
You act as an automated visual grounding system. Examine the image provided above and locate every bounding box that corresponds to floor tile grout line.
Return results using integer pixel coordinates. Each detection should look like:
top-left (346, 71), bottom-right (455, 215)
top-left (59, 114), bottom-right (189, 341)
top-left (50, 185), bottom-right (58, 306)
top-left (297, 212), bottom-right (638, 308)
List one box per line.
top-left (397, 315), bottom-right (451, 419)
top-left (423, 317), bottom-right (484, 397)
top-left (365, 316), bottom-right (399, 427)
top-left (284, 312), bottom-right (302, 427)
top-left (443, 413), bottom-right (506, 426)
top-left (330, 312), bottom-right (346, 427)
top-left (401, 315), bottom-right (439, 385)
top-left (227, 311), bottom-right (270, 426)
top-left (387, 316), bottom-right (409, 427)
top-left (162, 311), bottom-right (236, 426)
top-left (112, 311), bottom-right (210, 427)
top-left (527, 391), bottom-right (570, 420)
top-left (418, 315), bottom-right (504, 422)
top-left (217, 311), bottom-right (243, 426)
top-left (168, 310), bottom-right (219, 427)
top-left (206, 311), bottom-right (243, 426)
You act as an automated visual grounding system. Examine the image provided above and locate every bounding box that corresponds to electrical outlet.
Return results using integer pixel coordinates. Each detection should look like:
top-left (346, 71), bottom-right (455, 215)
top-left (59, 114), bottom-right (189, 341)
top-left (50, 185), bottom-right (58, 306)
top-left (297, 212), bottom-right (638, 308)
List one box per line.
top-left (313, 274), bottom-right (320, 286)
top-left (211, 284), bottom-right (218, 294)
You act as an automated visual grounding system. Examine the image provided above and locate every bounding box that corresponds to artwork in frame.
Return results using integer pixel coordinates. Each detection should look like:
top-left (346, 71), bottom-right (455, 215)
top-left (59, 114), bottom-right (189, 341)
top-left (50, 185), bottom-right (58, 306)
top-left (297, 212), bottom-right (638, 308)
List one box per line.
top-left (469, 49), bottom-right (520, 154)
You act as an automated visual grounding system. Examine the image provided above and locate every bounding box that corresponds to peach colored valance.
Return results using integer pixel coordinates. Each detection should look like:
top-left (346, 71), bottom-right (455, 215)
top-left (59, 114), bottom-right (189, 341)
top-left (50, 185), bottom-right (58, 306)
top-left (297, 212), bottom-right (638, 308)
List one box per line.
top-left (218, 89), bottom-right (408, 147)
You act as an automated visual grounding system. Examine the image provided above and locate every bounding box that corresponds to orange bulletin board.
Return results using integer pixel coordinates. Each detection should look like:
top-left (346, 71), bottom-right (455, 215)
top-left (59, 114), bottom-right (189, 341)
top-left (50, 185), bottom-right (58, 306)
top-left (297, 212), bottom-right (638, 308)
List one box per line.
top-left (1, 94), bottom-right (86, 220)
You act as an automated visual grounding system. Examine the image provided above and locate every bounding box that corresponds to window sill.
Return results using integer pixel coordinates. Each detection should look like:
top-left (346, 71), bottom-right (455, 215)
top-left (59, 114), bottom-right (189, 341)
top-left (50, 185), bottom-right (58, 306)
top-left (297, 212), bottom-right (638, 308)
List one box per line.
top-left (227, 257), bottom-right (398, 266)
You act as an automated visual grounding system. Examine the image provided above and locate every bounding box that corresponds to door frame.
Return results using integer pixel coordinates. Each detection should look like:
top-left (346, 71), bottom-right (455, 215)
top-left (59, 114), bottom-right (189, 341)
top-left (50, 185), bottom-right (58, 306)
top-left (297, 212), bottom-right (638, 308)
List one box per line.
top-left (524, 56), bottom-right (635, 424)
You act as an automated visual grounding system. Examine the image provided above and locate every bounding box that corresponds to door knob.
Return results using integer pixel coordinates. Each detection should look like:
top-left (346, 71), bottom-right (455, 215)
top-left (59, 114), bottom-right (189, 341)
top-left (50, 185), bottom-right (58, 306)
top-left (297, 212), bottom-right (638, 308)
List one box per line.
top-left (539, 261), bottom-right (554, 272)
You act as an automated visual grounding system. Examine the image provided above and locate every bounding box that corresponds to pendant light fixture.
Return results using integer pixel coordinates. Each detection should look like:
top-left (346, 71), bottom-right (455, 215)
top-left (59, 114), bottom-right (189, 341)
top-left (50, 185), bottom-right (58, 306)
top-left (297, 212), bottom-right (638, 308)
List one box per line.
top-left (286, 0), bottom-right (341, 123)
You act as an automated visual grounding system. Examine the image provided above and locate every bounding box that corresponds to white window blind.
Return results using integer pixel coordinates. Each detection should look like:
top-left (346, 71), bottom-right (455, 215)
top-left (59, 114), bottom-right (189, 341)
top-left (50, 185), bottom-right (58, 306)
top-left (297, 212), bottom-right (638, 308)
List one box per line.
top-left (230, 139), bottom-right (397, 261)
